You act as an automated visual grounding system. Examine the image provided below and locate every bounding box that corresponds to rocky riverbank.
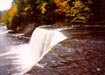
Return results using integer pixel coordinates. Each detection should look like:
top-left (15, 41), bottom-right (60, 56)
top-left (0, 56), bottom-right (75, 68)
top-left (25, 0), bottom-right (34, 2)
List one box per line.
top-left (26, 25), bottom-right (105, 75)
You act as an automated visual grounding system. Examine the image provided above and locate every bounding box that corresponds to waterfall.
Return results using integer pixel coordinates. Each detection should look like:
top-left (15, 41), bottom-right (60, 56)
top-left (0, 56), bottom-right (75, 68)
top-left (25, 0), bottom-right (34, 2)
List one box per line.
top-left (14, 25), bottom-right (66, 74)
top-left (27, 26), bottom-right (67, 70)
top-left (1, 25), bottom-right (67, 74)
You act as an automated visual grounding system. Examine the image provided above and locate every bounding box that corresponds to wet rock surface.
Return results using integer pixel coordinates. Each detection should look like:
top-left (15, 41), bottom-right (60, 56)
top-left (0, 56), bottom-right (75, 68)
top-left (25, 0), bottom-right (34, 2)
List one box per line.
top-left (27, 25), bottom-right (105, 75)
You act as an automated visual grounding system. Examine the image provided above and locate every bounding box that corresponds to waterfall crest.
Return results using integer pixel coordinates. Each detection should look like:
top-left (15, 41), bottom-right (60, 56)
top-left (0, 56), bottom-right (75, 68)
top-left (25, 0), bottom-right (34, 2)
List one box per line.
top-left (29, 26), bottom-right (67, 66)
top-left (3, 25), bottom-right (67, 74)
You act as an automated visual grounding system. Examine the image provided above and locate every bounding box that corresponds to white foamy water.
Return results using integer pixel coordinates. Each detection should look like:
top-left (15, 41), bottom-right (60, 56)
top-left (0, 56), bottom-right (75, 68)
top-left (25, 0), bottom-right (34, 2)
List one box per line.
top-left (0, 25), bottom-right (67, 75)
top-left (29, 26), bottom-right (67, 65)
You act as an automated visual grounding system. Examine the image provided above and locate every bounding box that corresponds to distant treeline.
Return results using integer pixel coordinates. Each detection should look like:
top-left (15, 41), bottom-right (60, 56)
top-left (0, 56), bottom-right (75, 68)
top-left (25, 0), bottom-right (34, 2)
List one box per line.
top-left (0, 11), bottom-right (2, 22)
top-left (0, 0), bottom-right (105, 32)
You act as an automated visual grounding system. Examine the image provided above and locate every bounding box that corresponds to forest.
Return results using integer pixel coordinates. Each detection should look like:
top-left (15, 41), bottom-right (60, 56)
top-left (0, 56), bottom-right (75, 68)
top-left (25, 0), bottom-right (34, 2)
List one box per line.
top-left (0, 0), bottom-right (105, 33)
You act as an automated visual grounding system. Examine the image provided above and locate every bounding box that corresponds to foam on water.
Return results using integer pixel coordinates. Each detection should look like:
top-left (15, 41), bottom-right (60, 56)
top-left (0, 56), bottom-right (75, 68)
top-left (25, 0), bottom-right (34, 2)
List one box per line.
top-left (29, 27), bottom-right (67, 65)
top-left (0, 25), bottom-right (67, 74)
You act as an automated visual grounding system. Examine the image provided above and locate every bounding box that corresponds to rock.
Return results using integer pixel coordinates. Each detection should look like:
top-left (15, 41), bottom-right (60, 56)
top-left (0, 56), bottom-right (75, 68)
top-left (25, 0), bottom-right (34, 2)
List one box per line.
top-left (22, 23), bottom-right (37, 36)
top-left (26, 25), bottom-right (105, 75)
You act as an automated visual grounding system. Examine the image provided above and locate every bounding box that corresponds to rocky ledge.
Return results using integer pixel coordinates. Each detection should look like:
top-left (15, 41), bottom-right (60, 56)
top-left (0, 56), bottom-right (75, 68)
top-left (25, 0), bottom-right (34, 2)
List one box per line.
top-left (27, 25), bottom-right (105, 75)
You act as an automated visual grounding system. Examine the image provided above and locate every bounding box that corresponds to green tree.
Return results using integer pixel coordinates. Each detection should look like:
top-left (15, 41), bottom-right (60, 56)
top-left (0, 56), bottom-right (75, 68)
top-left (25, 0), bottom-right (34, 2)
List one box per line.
top-left (1, 11), bottom-right (9, 26)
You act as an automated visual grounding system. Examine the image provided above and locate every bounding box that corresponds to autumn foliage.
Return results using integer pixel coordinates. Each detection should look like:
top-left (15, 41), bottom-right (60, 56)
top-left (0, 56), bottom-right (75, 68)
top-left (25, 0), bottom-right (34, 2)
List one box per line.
top-left (1, 0), bottom-right (93, 32)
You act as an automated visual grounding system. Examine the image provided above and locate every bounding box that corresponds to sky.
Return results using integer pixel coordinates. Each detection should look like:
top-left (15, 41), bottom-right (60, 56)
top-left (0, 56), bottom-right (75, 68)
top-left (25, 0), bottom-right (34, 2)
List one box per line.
top-left (0, 0), bottom-right (13, 11)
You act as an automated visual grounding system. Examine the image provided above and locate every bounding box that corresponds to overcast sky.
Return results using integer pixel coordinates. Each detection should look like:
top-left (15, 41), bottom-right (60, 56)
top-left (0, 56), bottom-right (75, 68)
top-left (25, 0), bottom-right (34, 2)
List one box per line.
top-left (0, 0), bottom-right (13, 11)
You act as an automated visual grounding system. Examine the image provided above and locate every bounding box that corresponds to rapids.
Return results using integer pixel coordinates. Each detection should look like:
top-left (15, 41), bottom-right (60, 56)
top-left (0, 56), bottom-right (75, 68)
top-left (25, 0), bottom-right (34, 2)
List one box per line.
top-left (0, 25), bottom-right (67, 75)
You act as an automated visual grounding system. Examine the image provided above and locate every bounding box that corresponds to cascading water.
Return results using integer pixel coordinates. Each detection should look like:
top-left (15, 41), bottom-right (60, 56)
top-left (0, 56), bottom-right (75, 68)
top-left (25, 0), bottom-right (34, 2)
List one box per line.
top-left (0, 25), bottom-right (67, 75)
top-left (29, 26), bottom-right (67, 66)
top-left (23, 26), bottom-right (67, 74)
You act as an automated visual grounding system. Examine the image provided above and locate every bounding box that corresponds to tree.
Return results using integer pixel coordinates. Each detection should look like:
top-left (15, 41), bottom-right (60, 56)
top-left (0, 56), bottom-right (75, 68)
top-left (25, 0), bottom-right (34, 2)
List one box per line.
top-left (54, 0), bottom-right (93, 23)
top-left (1, 0), bottom-right (94, 32)
top-left (1, 11), bottom-right (9, 26)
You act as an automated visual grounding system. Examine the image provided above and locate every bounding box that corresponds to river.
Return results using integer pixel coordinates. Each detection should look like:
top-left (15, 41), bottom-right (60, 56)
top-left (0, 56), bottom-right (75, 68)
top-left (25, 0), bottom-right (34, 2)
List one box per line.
top-left (0, 25), bottom-right (67, 75)
top-left (1, 24), bottom-right (105, 75)
top-left (0, 25), bottom-right (31, 75)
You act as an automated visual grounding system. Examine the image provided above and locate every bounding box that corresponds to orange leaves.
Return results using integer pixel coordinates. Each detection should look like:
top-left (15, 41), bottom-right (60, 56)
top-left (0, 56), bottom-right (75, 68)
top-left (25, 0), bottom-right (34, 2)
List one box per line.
top-left (8, 4), bottom-right (17, 16)
top-left (54, 0), bottom-right (71, 14)
top-left (7, 4), bottom-right (18, 25)
top-left (54, 0), bottom-right (62, 7)
top-left (1, 4), bottom-right (18, 27)
top-left (74, 0), bottom-right (82, 8)
top-left (54, 0), bottom-right (93, 23)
